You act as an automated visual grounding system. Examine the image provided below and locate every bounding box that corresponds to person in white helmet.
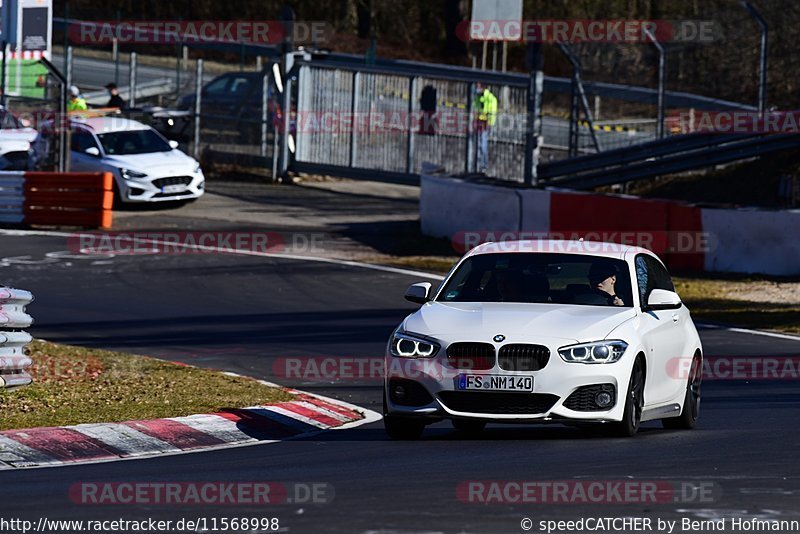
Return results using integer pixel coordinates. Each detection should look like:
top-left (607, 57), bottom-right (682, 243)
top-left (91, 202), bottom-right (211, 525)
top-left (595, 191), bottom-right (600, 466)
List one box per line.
top-left (68, 85), bottom-right (87, 111)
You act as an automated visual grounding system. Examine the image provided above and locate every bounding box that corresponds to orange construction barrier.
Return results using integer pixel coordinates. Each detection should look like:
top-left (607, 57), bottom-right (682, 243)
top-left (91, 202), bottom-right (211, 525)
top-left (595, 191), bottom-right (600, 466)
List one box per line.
top-left (23, 172), bottom-right (114, 229)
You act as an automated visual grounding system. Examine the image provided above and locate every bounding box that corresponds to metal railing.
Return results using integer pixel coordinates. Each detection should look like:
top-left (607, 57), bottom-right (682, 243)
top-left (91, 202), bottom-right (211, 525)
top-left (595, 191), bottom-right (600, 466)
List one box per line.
top-left (0, 287), bottom-right (34, 389)
top-left (538, 132), bottom-right (800, 189)
top-left (291, 54), bottom-right (532, 183)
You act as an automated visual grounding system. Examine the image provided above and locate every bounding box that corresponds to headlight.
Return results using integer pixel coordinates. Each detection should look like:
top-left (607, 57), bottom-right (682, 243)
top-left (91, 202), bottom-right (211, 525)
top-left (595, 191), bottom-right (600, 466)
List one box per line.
top-left (558, 340), bottom-right (628, 364)
top-left (389, 332), bottom-right (440, 359)
top-left (194, 164), bottom-right (202, 174)
top-left (120, 168), bottom-right (148, 180)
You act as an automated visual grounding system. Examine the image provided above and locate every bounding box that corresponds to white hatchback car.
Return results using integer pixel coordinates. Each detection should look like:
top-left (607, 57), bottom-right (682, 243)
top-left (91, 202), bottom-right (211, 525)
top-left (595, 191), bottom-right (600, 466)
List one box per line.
top-left (384, 240), bottom-right (703, 439)
top-left (31, 117), bottom-right (204, 203)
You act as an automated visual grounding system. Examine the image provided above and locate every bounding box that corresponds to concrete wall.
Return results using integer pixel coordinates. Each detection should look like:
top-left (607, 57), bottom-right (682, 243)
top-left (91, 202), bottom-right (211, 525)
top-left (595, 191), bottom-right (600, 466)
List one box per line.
top-left (703, 208), bottom-right (800, 275)
top-left (420, 173), bottom-right (522, 239)
top-left (420, 170), bottom-right (800, 276)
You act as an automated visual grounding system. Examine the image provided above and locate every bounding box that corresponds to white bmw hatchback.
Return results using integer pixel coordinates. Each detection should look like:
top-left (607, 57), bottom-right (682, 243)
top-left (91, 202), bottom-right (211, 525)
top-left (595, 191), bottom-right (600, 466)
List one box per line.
top-left (384, 240), bottom-right (703, 439)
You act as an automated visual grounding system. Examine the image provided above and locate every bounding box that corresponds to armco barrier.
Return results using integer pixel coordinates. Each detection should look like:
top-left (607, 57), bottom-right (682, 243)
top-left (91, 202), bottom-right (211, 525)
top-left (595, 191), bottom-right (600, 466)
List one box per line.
top-left (0, 287), bottom-right (34, 389)
top-left (0, 171), bottom-right (113, 229)
top-left (421, 171), bottom-right (800, 276)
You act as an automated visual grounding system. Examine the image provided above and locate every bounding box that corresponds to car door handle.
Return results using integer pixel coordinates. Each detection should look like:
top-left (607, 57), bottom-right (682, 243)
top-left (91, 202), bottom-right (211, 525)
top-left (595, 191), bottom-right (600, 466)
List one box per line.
top-left (672, 313), bottom-right (679, 322)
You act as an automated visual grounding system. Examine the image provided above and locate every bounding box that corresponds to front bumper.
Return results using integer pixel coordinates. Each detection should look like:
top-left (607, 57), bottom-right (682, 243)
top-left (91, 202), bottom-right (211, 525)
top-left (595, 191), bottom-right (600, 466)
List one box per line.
top-left (119, 172), bottom-right (205, 203)
top-left (384, 347), bottom-right (633, 423)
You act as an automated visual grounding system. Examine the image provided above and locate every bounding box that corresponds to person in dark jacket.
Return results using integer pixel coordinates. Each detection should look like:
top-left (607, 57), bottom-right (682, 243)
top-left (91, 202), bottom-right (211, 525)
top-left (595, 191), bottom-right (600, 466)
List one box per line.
top-left (105, 83), bottom-right (126, 109)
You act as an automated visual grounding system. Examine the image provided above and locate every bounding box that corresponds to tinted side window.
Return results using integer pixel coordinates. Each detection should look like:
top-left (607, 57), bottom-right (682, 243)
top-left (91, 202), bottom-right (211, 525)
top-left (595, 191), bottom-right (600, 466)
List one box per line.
top-left (71, 129), bottom-right (98, 152)
top-left (229, 77), bottom-right (252, 97)
top-left (636, 254), bottom-right (675, 305)
top-left (204, 76), bottom-right (231, 95)
top-left (646, 256), bottom-right (675, 292)
top-left (635, 256), bottom-right (650, 304)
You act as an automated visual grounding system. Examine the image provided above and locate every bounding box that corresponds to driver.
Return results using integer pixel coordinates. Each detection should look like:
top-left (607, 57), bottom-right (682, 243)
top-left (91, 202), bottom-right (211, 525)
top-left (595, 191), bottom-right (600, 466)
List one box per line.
top-left (588, 262), bottom-right (625, 306)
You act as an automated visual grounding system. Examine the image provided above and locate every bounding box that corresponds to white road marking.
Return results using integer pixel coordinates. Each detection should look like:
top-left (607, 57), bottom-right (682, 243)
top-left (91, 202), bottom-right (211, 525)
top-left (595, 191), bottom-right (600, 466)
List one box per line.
top-left (697, 322), bottom-right (800, 342)
top-left (257, 406), bottom-right (329, 430)
top-left (0, 229), bottom-right (444, 280)
top-left (71, 422), bottom-right (180, 456)
top-left (0, 435), bottom-right (61, 466)
top-left (170, 413), bottom-right (258, 444)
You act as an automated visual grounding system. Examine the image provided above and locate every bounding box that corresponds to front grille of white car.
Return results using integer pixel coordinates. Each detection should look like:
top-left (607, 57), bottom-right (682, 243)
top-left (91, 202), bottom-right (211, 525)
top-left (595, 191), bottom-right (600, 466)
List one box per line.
top-left (437, 391), bottom-right (560, 415)
top-left (446, 342), bottom-right (495, 370)
top-left (498, 344), bottom-right (550, 372)
top-left (153, 176), bottom-right (194, 188)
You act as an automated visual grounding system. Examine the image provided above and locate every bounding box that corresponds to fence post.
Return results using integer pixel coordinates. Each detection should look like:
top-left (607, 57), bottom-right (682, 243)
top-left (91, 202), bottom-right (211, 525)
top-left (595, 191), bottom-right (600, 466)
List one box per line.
top-left (741, 1), bottom-right (768, 116)
top-left (1, 42), bottom-right (6, 107)
top-left (176, 44), bottom-right (182, 100)
top-left (558, 42), bottom-right (601, 154)
top-left (524, 43), bottom-right (543, 187)
top-left (129, 52), bottom-right (137, 108)
top-left (465, 81), bottom-right (474, 174)
top-left (65, 46), bottom-right (73, 93)
top-left (644, 28), bottom-right (665, 139)
top-left (348, 71), bottom-right (360, 168)
top-left (278, 56), bottom-right (293, 179)
top-left (406, 76), bottom-right (416, 174)
top-left (260, 70), bottom-right (269, 158)
top-left (193, 59), bottom-right (203, 159)
top-left (112, 38), bottom-right (119, 86)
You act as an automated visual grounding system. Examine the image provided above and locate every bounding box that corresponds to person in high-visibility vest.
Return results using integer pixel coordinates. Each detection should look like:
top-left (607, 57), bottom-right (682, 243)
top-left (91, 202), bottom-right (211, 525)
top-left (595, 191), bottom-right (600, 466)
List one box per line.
top-left (474, 83), bottom-right (497, 172)
top-left (68, 85), bottom-right (87, 112)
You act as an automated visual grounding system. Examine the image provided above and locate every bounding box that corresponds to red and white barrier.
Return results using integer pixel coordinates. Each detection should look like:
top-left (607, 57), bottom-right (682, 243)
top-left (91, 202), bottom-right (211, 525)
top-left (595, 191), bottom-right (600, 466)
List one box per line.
top-left (421, 172), bottom-right (800, 275)
top-left (0, 287), bottom-right (34, 389)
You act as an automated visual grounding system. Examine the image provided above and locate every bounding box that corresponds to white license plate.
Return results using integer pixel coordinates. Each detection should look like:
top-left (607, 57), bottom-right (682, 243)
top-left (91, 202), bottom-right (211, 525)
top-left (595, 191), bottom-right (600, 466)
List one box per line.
top-left (162, 184), bottom-right (187, 193)
top-left (457, 374), bottom-right (533, 392)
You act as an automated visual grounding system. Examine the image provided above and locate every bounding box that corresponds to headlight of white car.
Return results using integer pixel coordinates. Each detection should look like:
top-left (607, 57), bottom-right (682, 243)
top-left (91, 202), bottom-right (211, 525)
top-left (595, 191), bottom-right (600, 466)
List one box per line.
top-left (389, 332), bottom-right (440, 359)
top-left (120, 168), bottom-right (148, 180)
top-left (558, 340), bottom-right (628, 364)
top-left (194, 163), bottom-right (202, 174)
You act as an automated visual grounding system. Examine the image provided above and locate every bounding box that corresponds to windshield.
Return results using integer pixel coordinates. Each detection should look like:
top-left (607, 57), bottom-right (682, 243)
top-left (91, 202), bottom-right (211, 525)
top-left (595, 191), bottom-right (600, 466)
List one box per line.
top-left (437, 252), bottom-right (633, 307)
top-left (97, 129), bottom-right (172, 155)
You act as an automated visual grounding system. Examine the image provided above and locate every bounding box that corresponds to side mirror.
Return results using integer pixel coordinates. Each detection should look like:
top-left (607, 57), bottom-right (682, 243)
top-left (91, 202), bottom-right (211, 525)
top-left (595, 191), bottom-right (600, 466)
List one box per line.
top-left (404, 282), bottom-right (432, 304)
top-left (168, 140), bottom-right (179, 149)
top-left (645, 289), bottom-right (682, 311)
top-left (84, 147), bottom-right (100, 157)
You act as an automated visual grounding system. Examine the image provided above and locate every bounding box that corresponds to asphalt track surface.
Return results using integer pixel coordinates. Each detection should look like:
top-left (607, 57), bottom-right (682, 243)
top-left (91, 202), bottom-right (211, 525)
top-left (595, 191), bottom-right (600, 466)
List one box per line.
top-left (1, 233), bottom-right (799, 533)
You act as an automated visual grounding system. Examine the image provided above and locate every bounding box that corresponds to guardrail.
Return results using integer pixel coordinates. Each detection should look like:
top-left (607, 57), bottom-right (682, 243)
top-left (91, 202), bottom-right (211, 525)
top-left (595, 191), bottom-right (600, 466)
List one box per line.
top-left (0, 171), bottom-right (113, 228)
top-left (538, 132), bottom-right (800, 189)
top-left (0, 287), bottom-right (34, 389)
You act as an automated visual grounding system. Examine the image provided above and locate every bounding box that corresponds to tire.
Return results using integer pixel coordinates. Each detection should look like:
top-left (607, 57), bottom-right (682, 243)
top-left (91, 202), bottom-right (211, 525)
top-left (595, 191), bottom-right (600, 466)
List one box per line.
top-left (383, 391), bottom-right (425, 440)
top-left (112, 181), bottom-right (124, 210)
top-left (612, 357), bottom-right (645, 437)
top-left (452, 419), bottom-right (486, 434)
top-left (663, 354), bottom-right (701, 430)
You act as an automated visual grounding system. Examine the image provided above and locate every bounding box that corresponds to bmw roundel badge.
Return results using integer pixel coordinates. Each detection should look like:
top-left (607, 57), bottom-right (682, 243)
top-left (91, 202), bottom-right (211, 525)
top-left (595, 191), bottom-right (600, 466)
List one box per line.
top-left (493, 334), bottom-right (505, 342)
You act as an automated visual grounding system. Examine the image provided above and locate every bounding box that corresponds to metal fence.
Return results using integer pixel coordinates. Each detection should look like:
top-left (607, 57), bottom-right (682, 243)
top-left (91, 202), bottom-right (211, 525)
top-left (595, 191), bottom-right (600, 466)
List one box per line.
top-left (293, 59), bottom-right (532, 183)
top-left (0, 287), bottom-right (34, 389)
top-left (22, 21), bottom-right (765, 184)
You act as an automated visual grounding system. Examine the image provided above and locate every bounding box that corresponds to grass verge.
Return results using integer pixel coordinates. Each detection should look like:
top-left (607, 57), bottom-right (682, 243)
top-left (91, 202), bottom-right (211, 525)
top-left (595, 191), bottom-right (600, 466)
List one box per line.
top-left (0, 341), bottom-right (294, 431)
top-left (373, 256), bottom-right (800, 334)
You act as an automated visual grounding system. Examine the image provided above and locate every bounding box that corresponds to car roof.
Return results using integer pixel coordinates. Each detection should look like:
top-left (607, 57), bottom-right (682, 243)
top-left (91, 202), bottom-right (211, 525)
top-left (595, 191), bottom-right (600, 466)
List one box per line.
top-left (71, 116), bottom-right (150, 134)
top-left (464, 239), bottom-right (658, 262)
